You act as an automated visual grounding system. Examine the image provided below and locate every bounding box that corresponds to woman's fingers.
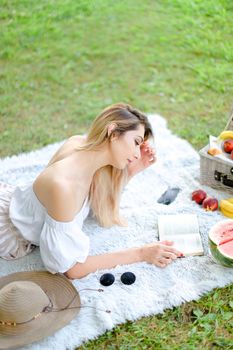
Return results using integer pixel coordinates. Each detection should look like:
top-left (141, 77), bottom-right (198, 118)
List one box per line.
top-left (140, 143), bottom-right (156, 164)
top-left (160, 241), bottom-right (183, 256)
top-left (157, 257), bottom-right (172, 267)
top-left (160, 240), bottom-right (174, 246)
top-left (162, 252), bottom-right (178, 260)
top-left (157, 262), bottom-right (167, 268)
top-left (143, 241), bottom-right (184, 268)
top-left (141, 143), bottom-right (156, 155)
top-left (165, 246), bottom-right (181, 254)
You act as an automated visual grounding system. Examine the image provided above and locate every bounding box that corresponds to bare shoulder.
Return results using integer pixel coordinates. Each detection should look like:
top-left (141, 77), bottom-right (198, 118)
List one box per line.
top-left (34, 134), bottom-right (88, 222)
top-left (34, 178), bottom-right (77, 222)
top-left (46, 134), bottom-right (86, 168)
top-left (69, 134), bottom-right (86, 143)
top-left (47, 180), bottom-right (77, 222)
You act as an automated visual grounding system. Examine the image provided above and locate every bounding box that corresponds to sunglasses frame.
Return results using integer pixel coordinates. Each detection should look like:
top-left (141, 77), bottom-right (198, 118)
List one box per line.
top-left (99, 271), bottom-right (136, 286)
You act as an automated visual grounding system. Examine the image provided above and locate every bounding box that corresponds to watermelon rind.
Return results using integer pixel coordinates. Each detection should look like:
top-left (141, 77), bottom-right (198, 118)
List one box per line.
top-left (218, 240), bottom-right (233, 260)
top-left (208, 239), bottom-right (233, 268)
top-left (208, 220), bottom-right (233, 268)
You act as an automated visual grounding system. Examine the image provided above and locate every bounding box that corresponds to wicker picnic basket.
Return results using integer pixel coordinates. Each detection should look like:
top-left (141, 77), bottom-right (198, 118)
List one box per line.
top-left (199, 105), bottom-right (233, 194)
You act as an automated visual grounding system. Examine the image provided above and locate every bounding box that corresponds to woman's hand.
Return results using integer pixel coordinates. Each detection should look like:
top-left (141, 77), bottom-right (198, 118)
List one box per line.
top-left (127, 141), bottom-right (156, 179)
top-left (141, 240), bottom-right (183, 268)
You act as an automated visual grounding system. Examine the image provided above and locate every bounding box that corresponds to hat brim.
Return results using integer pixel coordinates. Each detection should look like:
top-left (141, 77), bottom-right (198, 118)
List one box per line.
top-left (0, 271), bottom-right (80, 349)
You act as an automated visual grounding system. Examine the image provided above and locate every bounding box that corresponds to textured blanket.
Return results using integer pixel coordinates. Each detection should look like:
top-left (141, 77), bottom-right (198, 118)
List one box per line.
top-left (0, 114), bottom-right (232, 350)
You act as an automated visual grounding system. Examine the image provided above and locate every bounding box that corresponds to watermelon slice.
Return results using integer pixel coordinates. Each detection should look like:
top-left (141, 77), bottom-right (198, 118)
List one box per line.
top-left (209, 220), bottom-right (233, 268)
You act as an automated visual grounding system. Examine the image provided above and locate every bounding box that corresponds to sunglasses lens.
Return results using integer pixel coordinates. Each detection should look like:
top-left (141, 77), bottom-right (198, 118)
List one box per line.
top-left (100, 273), bottom-right (115, 286)
top-left (120, 272), bottom-right (136, 285)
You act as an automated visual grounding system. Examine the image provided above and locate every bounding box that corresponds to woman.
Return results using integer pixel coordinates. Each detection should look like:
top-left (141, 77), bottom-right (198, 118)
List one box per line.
top-left (0, 103), bottom-right (181, 279)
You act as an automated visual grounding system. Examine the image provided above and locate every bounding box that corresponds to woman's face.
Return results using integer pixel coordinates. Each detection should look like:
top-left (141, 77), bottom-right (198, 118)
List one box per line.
top-left (109, 124), bottom-right (145, 169)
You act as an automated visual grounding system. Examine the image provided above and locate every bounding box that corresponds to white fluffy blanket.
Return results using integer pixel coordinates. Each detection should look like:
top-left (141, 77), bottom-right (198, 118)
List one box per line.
top-left (0, 115), bottom-right (232, 350)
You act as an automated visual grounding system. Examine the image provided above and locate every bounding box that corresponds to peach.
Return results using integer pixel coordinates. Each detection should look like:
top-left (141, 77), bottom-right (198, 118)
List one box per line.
top-left (202, 197), bottom-right (218, 211)
top-left (191, 189), bottom-right (207, 205)
top-left (223, 140), bottom-right (233, 153)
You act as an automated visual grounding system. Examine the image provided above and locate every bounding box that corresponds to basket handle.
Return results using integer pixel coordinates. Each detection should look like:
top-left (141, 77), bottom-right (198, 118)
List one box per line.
top-left (214, 170), bottom-right (233, 188)
top-left (224, 104), bottom-right (233, 130)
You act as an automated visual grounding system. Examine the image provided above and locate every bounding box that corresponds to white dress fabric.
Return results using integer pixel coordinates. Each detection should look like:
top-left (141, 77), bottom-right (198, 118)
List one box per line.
top-left (0, 182), bottom-right (90, 274)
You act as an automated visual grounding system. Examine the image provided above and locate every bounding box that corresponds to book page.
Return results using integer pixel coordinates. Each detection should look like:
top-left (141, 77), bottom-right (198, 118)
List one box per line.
top-left (158, 214), bottom-right (204, 256)
top-left (158, 214), bottom-right (199, 236)
top-left (161, 233), bottom-right (203, 256)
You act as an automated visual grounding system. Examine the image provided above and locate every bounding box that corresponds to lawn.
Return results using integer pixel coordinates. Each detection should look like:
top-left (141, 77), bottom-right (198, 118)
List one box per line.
top-left (1, 0), bottom-right (232, 349)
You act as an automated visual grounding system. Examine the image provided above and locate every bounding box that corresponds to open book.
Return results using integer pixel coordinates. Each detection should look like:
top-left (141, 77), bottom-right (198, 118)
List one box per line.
top-left (158, 214), bottom-right (204, 256)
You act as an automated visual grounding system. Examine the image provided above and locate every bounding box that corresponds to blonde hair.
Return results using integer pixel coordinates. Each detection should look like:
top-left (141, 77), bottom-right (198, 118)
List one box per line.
top-left (77, 103), bottom-right (154, 227)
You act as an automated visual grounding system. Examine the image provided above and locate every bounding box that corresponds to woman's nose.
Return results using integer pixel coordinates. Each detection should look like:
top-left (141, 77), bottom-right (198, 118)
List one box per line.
top-left (134, 148), bottom-right (141, 160)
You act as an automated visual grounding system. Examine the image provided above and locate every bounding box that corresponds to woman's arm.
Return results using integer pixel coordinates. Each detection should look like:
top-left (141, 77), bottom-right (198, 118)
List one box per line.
top-left (64, 241), bottom-right (181, 279)
top-left (65, 246), bottom-right (143, 279)
top-left (42, 181), bottom-right (182, 280)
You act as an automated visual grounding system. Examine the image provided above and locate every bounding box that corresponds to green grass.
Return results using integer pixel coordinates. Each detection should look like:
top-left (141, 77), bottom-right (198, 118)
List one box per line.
top-left (1, 0), bottom-right (233, 156)
top-left (80, 284), bottom-right (233, 350)
top-left (1, 0), bottom-right (232, 348)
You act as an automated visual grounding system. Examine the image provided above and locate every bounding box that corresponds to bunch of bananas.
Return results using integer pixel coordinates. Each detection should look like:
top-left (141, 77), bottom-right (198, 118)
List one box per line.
top-left (218, 130), bottom-right (233, 140)
top-left (220, 198), bottom-right (233, 218)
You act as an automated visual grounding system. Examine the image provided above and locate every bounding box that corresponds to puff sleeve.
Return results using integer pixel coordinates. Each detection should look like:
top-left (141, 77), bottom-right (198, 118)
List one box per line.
top-left (39, 213), bottom-right (90, 274)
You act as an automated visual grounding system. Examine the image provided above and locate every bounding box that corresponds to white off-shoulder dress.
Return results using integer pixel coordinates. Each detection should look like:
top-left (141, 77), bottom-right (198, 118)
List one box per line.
top-left (0, 182), bottom-right (90, 274)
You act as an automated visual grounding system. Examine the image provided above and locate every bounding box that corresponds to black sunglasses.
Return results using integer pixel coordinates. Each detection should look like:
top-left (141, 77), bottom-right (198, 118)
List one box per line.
top-left (99, 272), bottom-right (136, 286)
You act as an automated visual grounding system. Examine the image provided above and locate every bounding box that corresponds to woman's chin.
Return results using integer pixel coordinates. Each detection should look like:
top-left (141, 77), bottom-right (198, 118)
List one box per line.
top-left (114, 163), bottom-right (127, 170)
top-left (111, 159), bottom-right (128, 170)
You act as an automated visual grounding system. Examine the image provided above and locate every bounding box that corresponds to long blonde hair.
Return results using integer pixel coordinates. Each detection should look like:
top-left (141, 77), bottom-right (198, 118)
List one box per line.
top-left (77, 103), bottom-right (154, 227)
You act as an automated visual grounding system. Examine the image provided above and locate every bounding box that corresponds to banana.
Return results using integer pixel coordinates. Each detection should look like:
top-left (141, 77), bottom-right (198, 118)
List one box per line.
top-left (220, 198), bottom-right (233, 212)
top-left (220, 207), bottom-right (233, 218)
top-left (218, 130), bottom-right (233, 140)
top-left (220, 198), bottom-right (233, 217)
top-left (226, 197), bottom-right (233, 204)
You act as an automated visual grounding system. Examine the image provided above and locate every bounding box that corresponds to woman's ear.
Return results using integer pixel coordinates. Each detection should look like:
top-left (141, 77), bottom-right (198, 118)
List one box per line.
top-left (107, 123), bottom-right (118, 139)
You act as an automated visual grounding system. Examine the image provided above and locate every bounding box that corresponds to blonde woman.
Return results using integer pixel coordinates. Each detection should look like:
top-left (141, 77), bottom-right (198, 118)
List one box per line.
top-left (0, 103), bottom-right (181, 279)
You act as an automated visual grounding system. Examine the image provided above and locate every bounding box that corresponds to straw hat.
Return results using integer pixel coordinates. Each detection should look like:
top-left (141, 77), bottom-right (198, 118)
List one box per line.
top-left (0, 271), bottom-right (81, 349)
